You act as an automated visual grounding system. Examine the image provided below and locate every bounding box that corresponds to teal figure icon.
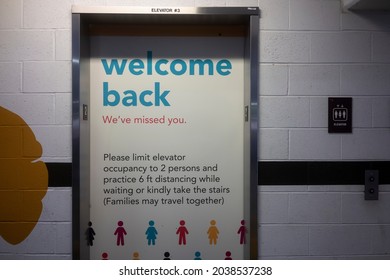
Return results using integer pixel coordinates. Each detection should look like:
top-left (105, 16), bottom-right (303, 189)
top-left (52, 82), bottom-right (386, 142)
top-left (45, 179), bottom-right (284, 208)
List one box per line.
top-left (145, 220), bottom-right (158, 245)
top-left (194, 251), bottom-right (202, 260)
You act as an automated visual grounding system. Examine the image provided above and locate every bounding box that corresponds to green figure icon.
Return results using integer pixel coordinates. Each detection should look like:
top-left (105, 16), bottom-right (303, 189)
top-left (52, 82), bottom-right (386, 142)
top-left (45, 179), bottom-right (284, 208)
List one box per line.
top-left (207, 220), bottom-right (219, 245)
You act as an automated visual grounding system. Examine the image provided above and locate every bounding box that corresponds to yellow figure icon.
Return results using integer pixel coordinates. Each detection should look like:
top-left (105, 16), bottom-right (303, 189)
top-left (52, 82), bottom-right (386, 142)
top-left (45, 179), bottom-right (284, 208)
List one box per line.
top-left (207, 220), bottom-right (219, 245)
top-left (0, 106), bottom-right (48, 245)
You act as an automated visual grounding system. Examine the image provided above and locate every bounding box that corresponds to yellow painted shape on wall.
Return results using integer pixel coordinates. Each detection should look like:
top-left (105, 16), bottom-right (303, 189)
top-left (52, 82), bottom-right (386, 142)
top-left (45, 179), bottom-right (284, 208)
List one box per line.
top-left (0, 106), bottom-right (48, 245)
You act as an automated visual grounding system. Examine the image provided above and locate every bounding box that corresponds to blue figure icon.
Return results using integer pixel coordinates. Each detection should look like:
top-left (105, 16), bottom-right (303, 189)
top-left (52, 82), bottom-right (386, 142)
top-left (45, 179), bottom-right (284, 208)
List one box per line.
top-left (145, 220), bottom-right (158, 246)
top-left (194, 251), bottom-right (202, 260)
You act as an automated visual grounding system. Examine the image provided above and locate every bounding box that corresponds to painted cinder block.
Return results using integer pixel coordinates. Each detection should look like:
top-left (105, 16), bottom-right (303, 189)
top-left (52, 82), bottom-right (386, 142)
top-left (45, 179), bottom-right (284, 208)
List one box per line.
top-left (342, 12), bottom-right (390, 31)
top-left (0, 95), bottom-right (55, 125)
top-left (0, 63), bottom-right (21, 93)
top-left (258, 193), bottom-right (289, 223)
top-left (260, 64), bottom-right (288, 96)
top-left (55, 30), bottom-right (71, 61)
top-left (0, 31), bottom-right (53, 61)
top-left (289, 65), bottom-right (340, 96)
top-left (258, 0), bottom-right (289, 30)
top-left (310, 97), bottom-right (328, 128)
top-left (0, 0), bottom-right (22, 29)
top-left (40, 189), bottom-right (72, 222)
top-left (55, 93), bottom-right (72, 125)
top-left (342, 193), bottom-right (390, 224)
top-left (23, 0), bottom-right (72, 29)
top-left (23, 223), bottom-right (56, 254)
top-left (23, 62), bottom-right (71, 93)
top-left (372, 226), bottom-right (390, 254)
top-left (31, 126), bottom-right (72, 160)
top-left (341, 65), bottom-right (390, 95)
top-left (290, 0), bottom-right (340, 31)
top-left (311, 32), bottom-right (371, 63)
top-left (259, 97), bottom-right (310, 128)
top-left (290, 130), bottom-right (341, 160)
top-left (259, 225), bottom-right (309, 256)
top-left (309, 225), bottom-right (372, 256)
top-left (342, 129), bottom-right (390, 160)
top-left (352, 97), bottom-right (372, 128)
top-left (259, 129), bottom-right (289, 160)
top-left (372, 97), bottom-right (390, 128)
top-left (260, 32), bottom-right (311, 63)
top-left (289, 193), bottom-right (342, 223)
top-left (56, 222), bottom-right (72, 254)
top-left (373, 32), bottom-right (390, 63)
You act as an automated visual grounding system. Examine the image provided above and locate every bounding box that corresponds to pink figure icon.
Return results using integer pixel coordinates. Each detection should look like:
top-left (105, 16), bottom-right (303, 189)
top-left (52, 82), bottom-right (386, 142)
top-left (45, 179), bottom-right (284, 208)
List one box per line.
top-left (224, 251), bottom-right (232, 260)
top-left (176, 220), bottom-right (189, 245)
top-left (114, 220), bottom-right (127, 246)
top-left (102, 252), bottom-right (108, 260)
top-left (237, 220), bottom-right (247, 245)
top-left (207, 220), bottom-right (219, 245)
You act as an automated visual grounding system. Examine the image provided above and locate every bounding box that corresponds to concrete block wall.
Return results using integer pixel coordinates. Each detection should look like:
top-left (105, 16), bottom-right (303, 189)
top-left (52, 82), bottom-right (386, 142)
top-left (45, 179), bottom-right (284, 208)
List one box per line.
top-left (0, 0), bottom-right (389, 259)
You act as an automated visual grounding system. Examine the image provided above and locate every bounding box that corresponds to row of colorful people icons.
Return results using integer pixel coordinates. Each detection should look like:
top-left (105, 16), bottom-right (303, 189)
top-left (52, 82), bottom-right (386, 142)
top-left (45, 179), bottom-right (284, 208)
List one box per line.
top-left (87, 219), bottom-right (247, 247)
top-left (101, 250), bottom-right (234, 260)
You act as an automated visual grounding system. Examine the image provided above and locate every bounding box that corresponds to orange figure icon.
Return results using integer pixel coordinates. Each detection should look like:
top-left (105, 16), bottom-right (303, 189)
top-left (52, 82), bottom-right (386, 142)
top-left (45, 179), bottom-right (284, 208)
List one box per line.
top-left (114, 220), bottom-right (127, 246)
top-left (207, 220), bottom-right (219, 245)
top-left (176, 220), bottom-right (189, 245)
top-left (132, 251), bottom-right (140, 260)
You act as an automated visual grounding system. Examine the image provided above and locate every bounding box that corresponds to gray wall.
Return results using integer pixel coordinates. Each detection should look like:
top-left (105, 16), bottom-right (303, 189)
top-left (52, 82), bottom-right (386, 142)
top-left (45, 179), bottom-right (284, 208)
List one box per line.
top-left (0, 0), bottom-right (389, 259)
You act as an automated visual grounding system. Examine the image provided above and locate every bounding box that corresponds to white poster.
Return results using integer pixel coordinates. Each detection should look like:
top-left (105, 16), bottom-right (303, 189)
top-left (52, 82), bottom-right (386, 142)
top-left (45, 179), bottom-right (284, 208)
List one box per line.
top-left (89, 36), bottom-right (246, 260)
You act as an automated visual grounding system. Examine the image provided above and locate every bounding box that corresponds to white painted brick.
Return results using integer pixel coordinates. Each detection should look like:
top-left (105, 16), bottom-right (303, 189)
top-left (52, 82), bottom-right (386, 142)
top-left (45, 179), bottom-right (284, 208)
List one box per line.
top-left (290, 0), bottom-right (340, 31)
top-left (342, 193), bottom-right (390, 224)
top-left (0, 31), bottom-right (53, 61)
top-left (372, 97), bottom-right (390, 128)
top-left (372, 226), bottom-right (390, 254)
top-left (24, 223), bottom-right (56, 254)
top-left (260, 64), bottom-right (288, 96)
top-left (311, 32), bottom-right (371, 63)
top-left (55, 93), bottom-right (72, 125)
top-left (310, 97), bottom-right (327, 128)
top-left (289, 65), bottom-right (340, 96)
top-left (260, 32), bottom-right (311, 63)
top-left (0, 94), bottom-right (55, 125)
top-left (290, 130), bottom-right (341, 160)
top-left (23, 61), bottom-right (71, 93)
top-left (341, 65), bottom-right (390, 95)
top-left (55, 30), bottom-right (71, 61)
top-left (23, 0), bottom-right (72, 29)
top-left (258, 193), bottom-right (289, 223)
top-left (289, 193), bottom-right (341, 223)
top-left (259, 129), bottom-right (289, 160)
top-left (342, 12), bottom-right (390, 31)
top-left (353, 97), bottom-right (372, 128)
top-left (31, 126), bottom-right (72, 159)
top-left (56, 223), bottom-right (72, 254)
top-left (258, 0), bottom-right (289, 30)
top-left (373, 32), bottom-right (390, 63)
top-left (259, 97), bottom-right (310, 128)
top-left (342, 129), bottom-right (390, 160)
top-left (309, 225), bottom-right (372, 255)
top-left (0, 63), bottom-right (21, 93)
top-left (0, 0), bottom-right (22, 29)
top-left (259, 225), bottom-right (309, 256)
top-left (40, 189), bottom-right (72, 222)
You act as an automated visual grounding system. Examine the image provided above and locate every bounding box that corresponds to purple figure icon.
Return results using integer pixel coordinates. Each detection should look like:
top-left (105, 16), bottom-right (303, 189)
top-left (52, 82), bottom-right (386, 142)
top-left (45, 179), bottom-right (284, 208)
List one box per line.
top-left (224, 251), bottom-right (232, 260)
top-left (114, 220), bottom-right (127, 246)
top-left (237, 220), bottom-right (247, 245)
top-left (176, 220), bottom-right (189, 245)
top-left (102, 252), bottom-right (108, 260)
